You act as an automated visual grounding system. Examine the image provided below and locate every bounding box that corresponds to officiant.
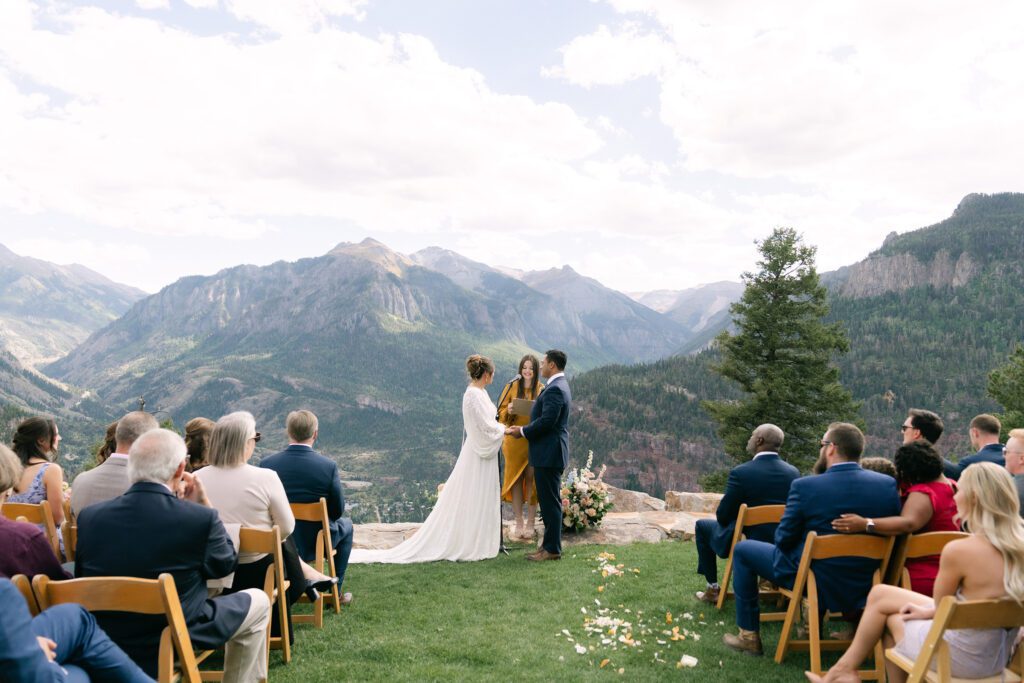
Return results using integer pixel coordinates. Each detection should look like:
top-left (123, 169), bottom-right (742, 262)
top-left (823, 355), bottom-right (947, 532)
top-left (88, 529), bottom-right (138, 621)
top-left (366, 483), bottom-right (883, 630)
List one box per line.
top-left (498, 354), bottom-right (544, 541)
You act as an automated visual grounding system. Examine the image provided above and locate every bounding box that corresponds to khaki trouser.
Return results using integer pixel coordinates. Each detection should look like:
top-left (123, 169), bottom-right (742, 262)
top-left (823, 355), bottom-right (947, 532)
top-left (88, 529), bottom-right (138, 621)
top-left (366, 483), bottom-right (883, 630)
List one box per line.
top-left (223, 588), bottom-right (270, 683)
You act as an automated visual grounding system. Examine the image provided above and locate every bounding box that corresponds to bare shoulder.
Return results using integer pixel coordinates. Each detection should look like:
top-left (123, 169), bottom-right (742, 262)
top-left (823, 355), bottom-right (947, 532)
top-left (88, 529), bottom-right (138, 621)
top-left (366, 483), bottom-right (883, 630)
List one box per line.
top-left (44, 462), bottom-right (64, 478)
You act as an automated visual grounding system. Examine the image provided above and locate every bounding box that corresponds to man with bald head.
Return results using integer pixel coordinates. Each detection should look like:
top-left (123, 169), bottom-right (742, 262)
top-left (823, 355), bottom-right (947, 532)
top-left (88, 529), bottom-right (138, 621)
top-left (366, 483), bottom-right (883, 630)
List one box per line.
top-left (693, 424), bottom-right (799, 604)
top-left (71, 411), bottom-right (159, 516)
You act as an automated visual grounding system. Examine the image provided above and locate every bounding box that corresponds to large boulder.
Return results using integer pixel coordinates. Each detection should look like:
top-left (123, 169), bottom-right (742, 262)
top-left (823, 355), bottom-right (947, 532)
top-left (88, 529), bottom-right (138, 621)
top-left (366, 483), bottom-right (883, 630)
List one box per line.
top-left (352, 522), bottom-right (421, 549)
top-left (665, 491), bottom-right (723, 513)
top-left (605, 485), bottom-right (666, 512)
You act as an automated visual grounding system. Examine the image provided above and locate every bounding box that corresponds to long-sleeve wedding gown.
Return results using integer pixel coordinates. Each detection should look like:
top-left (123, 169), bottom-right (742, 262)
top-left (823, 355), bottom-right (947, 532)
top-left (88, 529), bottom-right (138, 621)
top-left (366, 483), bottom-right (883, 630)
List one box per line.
top-left (348, 385), bottom-right (506, 563)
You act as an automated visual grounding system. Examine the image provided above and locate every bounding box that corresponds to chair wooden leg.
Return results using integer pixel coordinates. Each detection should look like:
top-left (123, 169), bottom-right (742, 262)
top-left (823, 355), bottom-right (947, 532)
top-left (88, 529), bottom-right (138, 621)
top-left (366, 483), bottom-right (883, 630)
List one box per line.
top-left (774, 593), bottom-right (801, 664)
top-left (807, 600), bottom-right (822, 675)
top-left (717, 553), bottom-right (733, 610)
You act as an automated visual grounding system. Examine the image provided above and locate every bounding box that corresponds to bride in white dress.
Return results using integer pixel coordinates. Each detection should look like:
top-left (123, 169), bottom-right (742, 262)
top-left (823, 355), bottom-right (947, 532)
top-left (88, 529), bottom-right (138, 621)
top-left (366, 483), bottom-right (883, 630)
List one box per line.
top-left (349, 355), bottom-right (506, 563)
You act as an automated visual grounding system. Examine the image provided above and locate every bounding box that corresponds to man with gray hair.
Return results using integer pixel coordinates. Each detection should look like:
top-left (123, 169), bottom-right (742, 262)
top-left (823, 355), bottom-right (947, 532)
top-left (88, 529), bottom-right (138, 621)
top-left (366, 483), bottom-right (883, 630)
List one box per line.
top-left (70, 410), bottom-right (159, 516)
top-left (694, 424), bottom-right (799, 604)
top-left (75, 429), bottom-right (271, 682)
top-left (1004, 428), bottom-right (1024, 515)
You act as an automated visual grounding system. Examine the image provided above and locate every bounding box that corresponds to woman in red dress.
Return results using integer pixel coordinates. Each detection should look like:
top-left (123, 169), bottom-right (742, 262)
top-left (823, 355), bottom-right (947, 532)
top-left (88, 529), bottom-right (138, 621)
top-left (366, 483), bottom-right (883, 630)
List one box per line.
top-left (831, 439), bottom-right (958, 595)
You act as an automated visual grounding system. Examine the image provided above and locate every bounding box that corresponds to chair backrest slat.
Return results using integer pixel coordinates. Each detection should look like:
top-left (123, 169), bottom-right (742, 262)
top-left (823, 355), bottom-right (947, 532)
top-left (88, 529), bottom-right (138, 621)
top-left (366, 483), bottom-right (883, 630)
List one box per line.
top-left (742, 504), bottom-right (786, 527)
top-left (809, 533), bottom-right (892, 560)
top-left (904, 531), bottom-right (969, 559)
top-left (945, 598), bottom-right (1024, 630)
top-left (34, 575), bottom-right (167, 614)
top-left (238, 527), bottom-right (279, 555)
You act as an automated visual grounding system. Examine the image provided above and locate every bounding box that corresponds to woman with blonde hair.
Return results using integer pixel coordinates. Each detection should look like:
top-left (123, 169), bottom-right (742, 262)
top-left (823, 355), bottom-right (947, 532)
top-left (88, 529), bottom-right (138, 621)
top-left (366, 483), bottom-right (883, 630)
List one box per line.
top-left (808, 462), bottom-right (1024, 682)
top-left (497, 354), bottom-right (543, 540)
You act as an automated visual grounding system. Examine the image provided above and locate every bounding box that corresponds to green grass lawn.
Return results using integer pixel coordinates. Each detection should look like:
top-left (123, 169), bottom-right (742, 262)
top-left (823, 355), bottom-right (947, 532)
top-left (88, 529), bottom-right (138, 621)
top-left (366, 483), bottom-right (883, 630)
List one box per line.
top-left (263, 538), bottom-right (848, 682)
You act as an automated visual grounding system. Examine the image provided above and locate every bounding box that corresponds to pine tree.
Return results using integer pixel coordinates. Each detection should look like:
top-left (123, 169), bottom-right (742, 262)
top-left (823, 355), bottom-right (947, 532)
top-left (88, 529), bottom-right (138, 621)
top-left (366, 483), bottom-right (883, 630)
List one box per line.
top-left (702, 228), bottom-right (860, 470)
top-left (987, 344), bottom-right (1024, 434)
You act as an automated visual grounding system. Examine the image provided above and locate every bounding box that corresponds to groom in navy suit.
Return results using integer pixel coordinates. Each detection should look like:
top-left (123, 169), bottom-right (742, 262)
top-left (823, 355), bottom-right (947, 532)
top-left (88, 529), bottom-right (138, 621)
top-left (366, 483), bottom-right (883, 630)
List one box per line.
top-left (508, 349), bottom-right (571, 561)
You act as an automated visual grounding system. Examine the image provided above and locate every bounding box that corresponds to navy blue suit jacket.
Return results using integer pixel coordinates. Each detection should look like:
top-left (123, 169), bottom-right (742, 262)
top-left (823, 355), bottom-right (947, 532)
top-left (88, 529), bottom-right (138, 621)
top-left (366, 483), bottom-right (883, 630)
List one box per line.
top-left (259, 445), bottom-right (345, 560)
top-left (0, 579), bottom-right (65, 682)
top-left (76, 482), bottom-right (248, 676)
top-left (522, 375), bottom-right (571, 470)
top-left (773, 462), bottom-right (901, 613)
top-left (943, 443), bottom-right (1005, 480)
top-left (713, 453), bottom-right (800, 551)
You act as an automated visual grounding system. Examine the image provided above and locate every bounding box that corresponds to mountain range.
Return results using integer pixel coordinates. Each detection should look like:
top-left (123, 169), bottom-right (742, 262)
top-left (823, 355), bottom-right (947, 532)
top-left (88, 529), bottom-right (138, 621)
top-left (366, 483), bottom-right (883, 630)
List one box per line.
top-left (2, 192), bottom-right (1022, 501)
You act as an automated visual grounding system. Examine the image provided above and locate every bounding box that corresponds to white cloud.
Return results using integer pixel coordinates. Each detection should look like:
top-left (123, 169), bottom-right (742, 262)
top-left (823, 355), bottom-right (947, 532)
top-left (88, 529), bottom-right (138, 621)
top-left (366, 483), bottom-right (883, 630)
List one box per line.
top-left (541, 23), bottom-right (674, 87)
top-left (546, 0), bottom-right (1024, 278)
top-left (11, 238), bottom-right (151, 270)
top-left (135, 0), bottom-right (169, 10)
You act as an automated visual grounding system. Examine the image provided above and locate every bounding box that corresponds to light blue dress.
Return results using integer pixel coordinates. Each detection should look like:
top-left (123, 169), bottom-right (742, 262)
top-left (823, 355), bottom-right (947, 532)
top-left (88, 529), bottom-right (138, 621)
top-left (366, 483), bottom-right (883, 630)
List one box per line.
top-left (8, 463), bottom-right (65, 558)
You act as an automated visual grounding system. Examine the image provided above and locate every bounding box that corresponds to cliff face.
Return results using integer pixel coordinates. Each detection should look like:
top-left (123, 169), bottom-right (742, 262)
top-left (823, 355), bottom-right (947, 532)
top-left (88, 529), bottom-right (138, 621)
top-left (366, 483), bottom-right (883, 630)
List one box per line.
top-left (829, 248), bottom-right (980, 299)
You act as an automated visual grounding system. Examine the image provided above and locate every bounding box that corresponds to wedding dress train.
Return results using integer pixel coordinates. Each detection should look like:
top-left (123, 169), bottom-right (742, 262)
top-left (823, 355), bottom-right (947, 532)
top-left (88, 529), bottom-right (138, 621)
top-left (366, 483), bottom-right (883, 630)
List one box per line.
top-left (348, 385), bottom-right (506, 563)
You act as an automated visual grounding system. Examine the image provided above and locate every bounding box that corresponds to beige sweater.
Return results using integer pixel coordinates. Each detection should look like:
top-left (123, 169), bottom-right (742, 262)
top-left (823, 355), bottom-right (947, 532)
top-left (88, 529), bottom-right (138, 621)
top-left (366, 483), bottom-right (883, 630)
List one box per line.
top-left (196, 463), bottom-right (295, 564)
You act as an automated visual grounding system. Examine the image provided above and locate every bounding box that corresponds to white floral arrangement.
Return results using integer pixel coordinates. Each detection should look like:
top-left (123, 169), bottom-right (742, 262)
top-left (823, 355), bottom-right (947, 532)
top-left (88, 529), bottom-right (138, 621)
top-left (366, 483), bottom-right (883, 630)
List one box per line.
top-left (561, 451), bottom-right (613, 531)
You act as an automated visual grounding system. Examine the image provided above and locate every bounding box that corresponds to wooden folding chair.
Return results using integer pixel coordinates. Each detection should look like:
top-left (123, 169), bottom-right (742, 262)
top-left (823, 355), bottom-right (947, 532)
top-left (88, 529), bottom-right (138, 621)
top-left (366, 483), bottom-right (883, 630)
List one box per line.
top-left (238, 526), bottom-right (291, 665)
top-left (61, 499), bottom-right (76, 562)
top-left (11, 574), bottom-right (39, 616)
top-left (32, 573), bottom-right (202, 683)
top-left (716, 503), bottom-right (786, 610)
top-left (2, 501), bottom-right (61, 560)
top-left (885, 596), bottom-right (1024, 682)
top-left (887, 531), bottom-right (970, 591)
top-left (774, 532), bottom-right (895, 680)
top-left (290, 497), bottom-right (340, 628)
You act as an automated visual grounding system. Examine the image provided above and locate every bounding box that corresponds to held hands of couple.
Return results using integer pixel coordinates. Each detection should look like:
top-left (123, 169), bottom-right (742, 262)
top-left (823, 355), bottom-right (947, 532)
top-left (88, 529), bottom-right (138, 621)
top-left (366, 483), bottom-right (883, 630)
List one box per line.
top-left (505, 426), bottom-right (524, 439)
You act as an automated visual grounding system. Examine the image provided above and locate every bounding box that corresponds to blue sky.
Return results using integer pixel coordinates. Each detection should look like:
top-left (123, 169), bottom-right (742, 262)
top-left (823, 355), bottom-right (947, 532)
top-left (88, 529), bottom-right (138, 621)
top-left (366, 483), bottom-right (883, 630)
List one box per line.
top-left (1, 0), bottom-right (1021, 294)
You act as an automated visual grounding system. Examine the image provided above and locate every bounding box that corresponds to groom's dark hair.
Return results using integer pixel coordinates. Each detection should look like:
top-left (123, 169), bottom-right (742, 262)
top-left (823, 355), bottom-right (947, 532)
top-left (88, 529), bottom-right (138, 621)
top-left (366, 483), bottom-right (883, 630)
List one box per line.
top-left (545, 349), bottom-right (567, 371)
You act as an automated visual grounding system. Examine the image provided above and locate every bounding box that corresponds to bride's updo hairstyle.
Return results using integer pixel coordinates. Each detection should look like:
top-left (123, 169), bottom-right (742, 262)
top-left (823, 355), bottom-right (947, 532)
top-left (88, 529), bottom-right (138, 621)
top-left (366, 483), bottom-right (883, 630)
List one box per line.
top-left (466, 354), bottom-right (494, 381)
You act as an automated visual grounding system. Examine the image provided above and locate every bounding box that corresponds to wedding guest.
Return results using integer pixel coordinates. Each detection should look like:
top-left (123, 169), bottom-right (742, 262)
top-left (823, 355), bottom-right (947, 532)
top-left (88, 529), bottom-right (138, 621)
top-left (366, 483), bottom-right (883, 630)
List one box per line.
top-left (859, 457), bottom-right (896, 479)
top-left (260, 410), bottom-right (354, 605)
top-left (722, 423), bottom-right (900, 656)
top-left (694, 423), bottom-right (799, 603)
top-left (0, 577), bottom-right (153, 682)
top-left (96, 421), bottom-right (118, 465)
top-left (71, 411), bottom-right (158, 517)
top-left (831, 440), bottom-right (959, 595)
top-left (184, 417), bottom-right (215, 472)
top-left (0, 444), bottom-right (69, 579)
top-left (195, 412), bottom-right (309, 641)
top-left (498, 354), bottom-right (543, 540)
top-left (1004, 428), bottom-right (1024, 513)
top-left (807, 462), bottom-right (1024, 682)
top-left (943, 413), bottom-right (1004, 480)
top-left (9, 417), bottom-right (66, 550)
top-left (76, 429), bottom-right (271, 683)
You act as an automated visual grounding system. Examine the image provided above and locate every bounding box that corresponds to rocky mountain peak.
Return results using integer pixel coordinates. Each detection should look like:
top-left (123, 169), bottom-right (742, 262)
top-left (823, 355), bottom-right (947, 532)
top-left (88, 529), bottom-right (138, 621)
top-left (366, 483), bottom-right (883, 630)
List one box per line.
top-left (329, 237), bottom-right (415, 276)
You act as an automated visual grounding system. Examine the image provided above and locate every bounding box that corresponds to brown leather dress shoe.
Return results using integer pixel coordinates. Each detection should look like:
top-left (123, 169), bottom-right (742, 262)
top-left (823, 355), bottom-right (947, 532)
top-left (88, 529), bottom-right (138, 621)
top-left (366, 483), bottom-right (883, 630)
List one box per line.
top-left (722, 629), bottom-right (763, 656)
top-left (526, 549), bottom-right (561, 561)
top-left (695, 585), bottom-right (721, 603)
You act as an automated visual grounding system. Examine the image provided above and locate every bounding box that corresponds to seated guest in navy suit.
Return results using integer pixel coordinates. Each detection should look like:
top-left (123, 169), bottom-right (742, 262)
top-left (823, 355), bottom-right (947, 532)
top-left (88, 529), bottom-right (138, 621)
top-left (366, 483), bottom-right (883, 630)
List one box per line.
top-left (722, 422), bottom-right (901, 656)
top-left (0, 577), bottom-right (153, 682)
top-left (943, 413), bottom-right (1004, 480)
top-left (260, 410), bottom-right (354, 605)
top-left (76, 429), bottom-right (270, 683)
top-left (694, 424), bottom-right (799, 603)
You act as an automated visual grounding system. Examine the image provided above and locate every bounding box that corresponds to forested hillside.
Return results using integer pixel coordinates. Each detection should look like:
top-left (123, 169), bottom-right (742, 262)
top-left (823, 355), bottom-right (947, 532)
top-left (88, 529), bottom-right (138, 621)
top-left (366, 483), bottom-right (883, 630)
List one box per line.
top-left (573, 193), bottom-right (1024, 489)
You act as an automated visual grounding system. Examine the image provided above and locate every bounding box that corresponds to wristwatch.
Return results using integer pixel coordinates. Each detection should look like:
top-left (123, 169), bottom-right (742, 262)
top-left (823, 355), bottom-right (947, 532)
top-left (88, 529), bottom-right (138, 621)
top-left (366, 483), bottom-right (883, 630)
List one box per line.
top-left (865, 519), bottom-right (876, 534)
